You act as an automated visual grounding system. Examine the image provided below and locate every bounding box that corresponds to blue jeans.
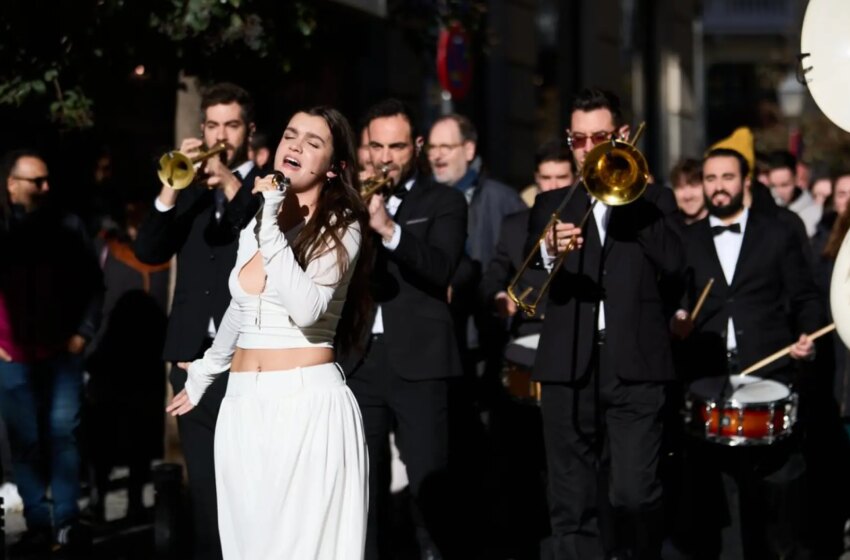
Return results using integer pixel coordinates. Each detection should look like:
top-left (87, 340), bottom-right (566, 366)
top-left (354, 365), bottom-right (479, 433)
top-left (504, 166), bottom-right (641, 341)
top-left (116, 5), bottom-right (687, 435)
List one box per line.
top-left (0, 354), bottom-right (83, 529)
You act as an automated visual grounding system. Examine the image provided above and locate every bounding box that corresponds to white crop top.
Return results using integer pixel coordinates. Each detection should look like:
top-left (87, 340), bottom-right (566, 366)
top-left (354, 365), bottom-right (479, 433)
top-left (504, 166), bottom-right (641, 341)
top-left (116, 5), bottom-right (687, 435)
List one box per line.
top-left (184, 189), bottom-right (361, 405)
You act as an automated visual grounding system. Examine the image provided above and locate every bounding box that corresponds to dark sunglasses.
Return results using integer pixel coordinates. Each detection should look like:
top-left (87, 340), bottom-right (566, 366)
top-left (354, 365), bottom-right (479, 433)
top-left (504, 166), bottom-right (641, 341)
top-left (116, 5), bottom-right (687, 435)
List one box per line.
top-left (12, 175), bottom-right (49, 188)
top-left (565, 130), bottom-right (616, 149)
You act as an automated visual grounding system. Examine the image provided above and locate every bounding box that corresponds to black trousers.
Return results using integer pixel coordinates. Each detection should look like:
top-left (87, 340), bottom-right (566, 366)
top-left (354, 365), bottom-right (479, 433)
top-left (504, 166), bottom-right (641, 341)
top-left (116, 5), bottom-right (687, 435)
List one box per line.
top-left (540, 335), bottom-right (666, 560)
top-left (347, 335), bottom-right (450, 560)
top-left (682, 436), bottom-right (810, 560)
top-left (170, 353), bottom-right (228, 560)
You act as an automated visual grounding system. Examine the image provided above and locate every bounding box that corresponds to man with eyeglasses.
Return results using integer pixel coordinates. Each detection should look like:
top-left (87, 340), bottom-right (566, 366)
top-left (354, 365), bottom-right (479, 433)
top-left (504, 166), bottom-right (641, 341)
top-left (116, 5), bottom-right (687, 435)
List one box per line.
top-left (530, 88), bottom-right (685, 559)
top-left (427, 114), bottom-right (525, 408)
top-left (0, 149), bottom-right (103, 555)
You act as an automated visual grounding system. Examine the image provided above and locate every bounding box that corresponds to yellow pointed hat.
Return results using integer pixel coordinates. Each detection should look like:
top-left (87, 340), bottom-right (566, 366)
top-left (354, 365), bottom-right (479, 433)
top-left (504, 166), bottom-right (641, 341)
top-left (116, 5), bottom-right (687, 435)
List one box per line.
top-left (707, 127), bottom-right (755, 177)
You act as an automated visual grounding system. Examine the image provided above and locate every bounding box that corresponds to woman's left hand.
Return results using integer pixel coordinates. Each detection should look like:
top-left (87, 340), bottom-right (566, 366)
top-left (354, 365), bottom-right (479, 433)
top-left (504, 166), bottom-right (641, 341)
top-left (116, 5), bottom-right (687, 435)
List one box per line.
top-left (166, 389), bottom-right (196, 416)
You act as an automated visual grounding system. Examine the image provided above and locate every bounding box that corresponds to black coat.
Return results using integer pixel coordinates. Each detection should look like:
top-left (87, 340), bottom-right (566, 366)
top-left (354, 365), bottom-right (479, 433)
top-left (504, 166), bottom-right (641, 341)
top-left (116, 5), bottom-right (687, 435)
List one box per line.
top-left (340, 177), bottom-right (468, 381)
top-left (134, 167), bottom-right (261, 361)
top-left (678, 209), bottom-right (824, 379)
top-left (529, 183), bottom-right (685, 383)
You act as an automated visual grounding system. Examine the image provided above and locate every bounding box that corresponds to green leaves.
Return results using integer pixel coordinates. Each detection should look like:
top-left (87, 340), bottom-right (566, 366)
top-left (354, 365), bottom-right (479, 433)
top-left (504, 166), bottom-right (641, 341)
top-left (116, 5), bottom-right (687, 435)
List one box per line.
top-left (1, 0), bottom-right (318, 130)
top-left (49, 87), bottom-right (94, 129)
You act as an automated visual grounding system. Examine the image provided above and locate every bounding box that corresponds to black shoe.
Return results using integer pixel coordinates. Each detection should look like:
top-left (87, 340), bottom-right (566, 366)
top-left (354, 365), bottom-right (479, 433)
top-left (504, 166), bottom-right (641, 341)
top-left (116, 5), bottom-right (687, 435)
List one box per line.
top-left (9, 527), bottom-right (53, 559)
top-left (53, 521), bottom-right (93, 556)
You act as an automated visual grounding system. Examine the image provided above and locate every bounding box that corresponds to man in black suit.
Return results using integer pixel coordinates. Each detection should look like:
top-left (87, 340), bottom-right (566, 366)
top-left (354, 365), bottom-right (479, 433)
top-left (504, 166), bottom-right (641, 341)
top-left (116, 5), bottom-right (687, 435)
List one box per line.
top-left (341, 99), bottom-right (467, 560)
top-left (134, 83), bottom-right (261, 560)
top-left (670, 147), bottom-right (824, 558)
top-left (532, 88), bottom-right (685, 560)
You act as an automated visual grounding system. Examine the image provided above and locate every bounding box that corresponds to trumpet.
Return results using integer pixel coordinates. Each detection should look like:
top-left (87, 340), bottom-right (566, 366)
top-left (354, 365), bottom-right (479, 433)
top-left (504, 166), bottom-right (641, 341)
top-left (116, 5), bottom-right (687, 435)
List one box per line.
top-left (360, 166), bottom-right (394, 200)
top-left (507, 123), bottom-right (650, 316)
top-left (157, 142), bottom-right (228, 190)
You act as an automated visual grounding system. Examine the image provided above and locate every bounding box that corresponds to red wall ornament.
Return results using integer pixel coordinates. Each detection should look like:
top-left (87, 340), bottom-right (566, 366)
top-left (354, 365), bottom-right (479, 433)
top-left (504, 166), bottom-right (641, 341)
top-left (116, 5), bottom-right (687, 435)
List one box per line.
top-left (437, 21), bottom-right (473, 100)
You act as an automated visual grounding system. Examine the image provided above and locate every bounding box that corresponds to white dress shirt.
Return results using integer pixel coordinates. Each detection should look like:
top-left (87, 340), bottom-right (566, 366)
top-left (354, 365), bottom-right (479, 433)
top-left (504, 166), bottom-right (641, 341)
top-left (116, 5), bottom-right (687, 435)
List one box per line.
top-left (372, 178), bottom-right (414, 334)
top-left (708, 208), bottom-right (749, 351)
top-left (592, 202), bottom-right (610, 331)
top-left (540, 201), bottom-right (610, 330)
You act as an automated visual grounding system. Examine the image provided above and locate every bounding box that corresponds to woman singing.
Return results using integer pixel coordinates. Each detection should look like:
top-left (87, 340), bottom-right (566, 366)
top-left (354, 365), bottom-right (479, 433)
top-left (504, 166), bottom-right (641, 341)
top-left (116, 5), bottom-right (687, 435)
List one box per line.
top-left (166, 106), bottom-right (370, 559)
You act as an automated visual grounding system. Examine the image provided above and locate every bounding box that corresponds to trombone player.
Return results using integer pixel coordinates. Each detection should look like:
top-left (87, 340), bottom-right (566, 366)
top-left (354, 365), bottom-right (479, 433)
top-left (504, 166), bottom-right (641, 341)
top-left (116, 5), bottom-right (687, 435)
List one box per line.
top-left (528, 88), bottom-right (685, 560)
top-left (135, 82), bottom-right (261, 560)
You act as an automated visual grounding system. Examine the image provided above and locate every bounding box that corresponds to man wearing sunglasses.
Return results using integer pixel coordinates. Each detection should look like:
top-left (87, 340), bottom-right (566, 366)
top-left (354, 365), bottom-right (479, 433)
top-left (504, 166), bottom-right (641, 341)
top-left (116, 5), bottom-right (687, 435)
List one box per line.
top-left (0, 149), bottom-right (103, 555)
top-left (529, 88), bottom-right (685, 560)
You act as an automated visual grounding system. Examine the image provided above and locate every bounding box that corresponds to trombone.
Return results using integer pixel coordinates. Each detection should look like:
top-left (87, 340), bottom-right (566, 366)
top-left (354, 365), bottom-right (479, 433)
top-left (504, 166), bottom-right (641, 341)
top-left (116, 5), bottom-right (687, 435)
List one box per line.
top-left (360, 166), bottom-right (394, 200)
top-left (507, 123), bottom-right (650, 316)
top-left (157, 142), bottom-right (228, 190)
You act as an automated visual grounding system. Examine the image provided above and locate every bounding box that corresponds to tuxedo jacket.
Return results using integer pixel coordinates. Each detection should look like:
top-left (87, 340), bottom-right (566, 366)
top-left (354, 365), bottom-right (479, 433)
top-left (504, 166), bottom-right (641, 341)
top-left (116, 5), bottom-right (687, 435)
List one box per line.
top-left (530, 183), bottom-right (685, 383)
top-left (340, 177), bottom-right (468, 381)
top-left (134, 167), bottom-right (261, 361)
top-left (678, 209), bottom-right (824, 379)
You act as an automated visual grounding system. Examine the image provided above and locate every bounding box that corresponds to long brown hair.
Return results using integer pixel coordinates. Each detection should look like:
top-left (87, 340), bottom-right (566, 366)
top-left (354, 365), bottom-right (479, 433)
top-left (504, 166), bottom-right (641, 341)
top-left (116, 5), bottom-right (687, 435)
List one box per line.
top-left (824, 210), bottom-right (850, 260)
top-left (282, 106), bottom-right (372, 353)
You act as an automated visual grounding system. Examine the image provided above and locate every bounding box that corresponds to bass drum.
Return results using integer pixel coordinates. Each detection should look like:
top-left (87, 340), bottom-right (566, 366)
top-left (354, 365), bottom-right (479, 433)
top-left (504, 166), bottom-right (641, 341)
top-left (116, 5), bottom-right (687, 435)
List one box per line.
top-left (502, 334), bottom-right (541, 404)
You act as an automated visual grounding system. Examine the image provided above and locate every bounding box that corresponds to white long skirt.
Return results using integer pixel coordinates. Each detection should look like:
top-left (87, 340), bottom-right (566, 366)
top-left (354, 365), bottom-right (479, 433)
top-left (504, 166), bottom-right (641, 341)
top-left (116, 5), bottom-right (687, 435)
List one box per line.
top-left (214, 363), bottom-right (368, 560)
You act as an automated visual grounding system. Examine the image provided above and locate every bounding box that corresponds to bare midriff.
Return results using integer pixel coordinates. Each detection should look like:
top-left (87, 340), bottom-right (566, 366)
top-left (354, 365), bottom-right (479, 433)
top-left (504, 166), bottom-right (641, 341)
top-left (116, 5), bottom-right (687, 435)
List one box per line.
top-left (233, 251), bottom-right (334, 373)
top-left (231, 346), bottom-right (335, 373)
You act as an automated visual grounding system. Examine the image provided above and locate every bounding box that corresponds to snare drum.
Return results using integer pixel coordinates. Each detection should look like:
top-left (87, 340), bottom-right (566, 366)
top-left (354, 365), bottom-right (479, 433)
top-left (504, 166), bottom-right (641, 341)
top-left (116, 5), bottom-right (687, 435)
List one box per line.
top-left (684, 375), bottom-right (798, 446)
top-left (502, 334), bottom-right (541, 404)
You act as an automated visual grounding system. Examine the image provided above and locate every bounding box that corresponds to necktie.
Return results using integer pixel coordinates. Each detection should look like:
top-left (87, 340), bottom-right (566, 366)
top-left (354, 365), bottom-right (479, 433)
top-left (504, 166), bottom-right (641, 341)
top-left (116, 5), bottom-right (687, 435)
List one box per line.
top-left (711, 223), bottom-right (741, 236)
top-left (214, 189), bottom-right (227, 223)
top-left (215, 170), bottom-right (241, 223)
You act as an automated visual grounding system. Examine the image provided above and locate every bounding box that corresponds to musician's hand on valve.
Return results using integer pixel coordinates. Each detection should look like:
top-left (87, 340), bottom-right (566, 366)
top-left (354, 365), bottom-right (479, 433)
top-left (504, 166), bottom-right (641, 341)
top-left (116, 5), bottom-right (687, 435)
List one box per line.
top-left (669, 309), bottom-right (694, 340)
top-left (368, 195), bottom-right (396, 242)
top-left (179, 138), bottom-right (203, 159)
top-left (789, 334), bottom-right (814, 360)
top-left (545, 222), bottom-right (583, 255)
top-left (205, 157), bottom-right (240, 200)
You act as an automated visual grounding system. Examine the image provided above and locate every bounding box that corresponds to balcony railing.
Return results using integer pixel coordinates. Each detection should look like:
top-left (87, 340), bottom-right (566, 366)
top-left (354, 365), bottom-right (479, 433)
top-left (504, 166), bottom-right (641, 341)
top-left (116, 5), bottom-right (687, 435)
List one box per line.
top-left (703, 0), bottom-right (799, 35)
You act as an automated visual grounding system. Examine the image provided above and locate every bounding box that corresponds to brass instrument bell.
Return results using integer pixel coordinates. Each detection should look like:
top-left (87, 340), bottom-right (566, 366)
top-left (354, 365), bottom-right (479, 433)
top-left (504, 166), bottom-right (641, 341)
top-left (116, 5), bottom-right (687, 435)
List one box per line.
top-left (507, 123), bottom-right (650, 317)
top-left (157, 142), bottom-right (228, 190)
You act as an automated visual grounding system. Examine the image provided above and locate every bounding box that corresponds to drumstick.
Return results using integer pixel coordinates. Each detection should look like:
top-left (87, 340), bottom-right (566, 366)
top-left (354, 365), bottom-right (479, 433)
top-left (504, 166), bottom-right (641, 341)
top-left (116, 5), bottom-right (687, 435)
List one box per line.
top-left (738, 323), bottom-right (836, 377)
top-left (690, 278), bottom-right (715, 321)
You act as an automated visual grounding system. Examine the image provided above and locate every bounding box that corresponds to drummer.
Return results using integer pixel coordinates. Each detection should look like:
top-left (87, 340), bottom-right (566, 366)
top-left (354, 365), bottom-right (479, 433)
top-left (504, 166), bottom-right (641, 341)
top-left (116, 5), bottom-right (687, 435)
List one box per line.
top-left (670, 146), bottom-right (824, 558)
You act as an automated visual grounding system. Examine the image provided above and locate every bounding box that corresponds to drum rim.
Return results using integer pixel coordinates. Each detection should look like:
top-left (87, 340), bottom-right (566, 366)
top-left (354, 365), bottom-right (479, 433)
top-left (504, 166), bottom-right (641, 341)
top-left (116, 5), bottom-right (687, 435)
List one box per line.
top-left (687, 375), bottom-right (793, 406)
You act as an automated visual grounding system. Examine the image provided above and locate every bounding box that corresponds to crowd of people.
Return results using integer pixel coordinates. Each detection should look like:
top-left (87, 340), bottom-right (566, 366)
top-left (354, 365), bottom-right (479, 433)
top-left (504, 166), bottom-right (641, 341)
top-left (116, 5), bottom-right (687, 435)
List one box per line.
top-left (0, 80), bottom-right (848, 560)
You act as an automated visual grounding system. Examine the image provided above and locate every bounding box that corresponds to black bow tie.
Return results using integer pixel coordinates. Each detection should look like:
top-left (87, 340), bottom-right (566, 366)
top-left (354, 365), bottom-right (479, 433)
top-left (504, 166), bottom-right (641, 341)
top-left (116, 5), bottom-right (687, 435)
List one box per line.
top-left (711, 223), bottom-right (742, 236)
top-left (392, 183), bottom-right (409, 199)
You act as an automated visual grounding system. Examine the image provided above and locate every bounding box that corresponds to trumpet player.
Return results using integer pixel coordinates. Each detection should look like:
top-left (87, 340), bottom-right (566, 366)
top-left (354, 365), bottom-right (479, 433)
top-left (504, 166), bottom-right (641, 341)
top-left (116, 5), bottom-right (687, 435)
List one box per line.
top-left (339, 99), bottom-right (467, 560)
top-left (135, 82), bottom-right (261, 560)
top-left (532, 88), bottom-right (685, 560)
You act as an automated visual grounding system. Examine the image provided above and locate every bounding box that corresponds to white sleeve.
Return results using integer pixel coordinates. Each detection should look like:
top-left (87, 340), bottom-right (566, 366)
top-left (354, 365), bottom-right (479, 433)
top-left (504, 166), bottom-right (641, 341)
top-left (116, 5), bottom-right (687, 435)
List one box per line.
top-left (257, 191), bottom-right (361, 327)
top-left (539, 240), bottom-right (557, 272)
top-left (154, 197), bottom-right (175, 213)
top-left (184, 299), bottom-right (241, 405)
top-left (381, 221), bottom-right (401, 250)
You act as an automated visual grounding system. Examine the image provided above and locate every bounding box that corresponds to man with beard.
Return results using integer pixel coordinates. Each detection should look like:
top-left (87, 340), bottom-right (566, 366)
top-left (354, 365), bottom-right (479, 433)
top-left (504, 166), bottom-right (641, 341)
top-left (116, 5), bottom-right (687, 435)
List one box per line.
top-left (670, 147), bottom-right (823, 558)
top-left (0, 150), bottom-right (102, 555)
top-left (342, 98), bottom-right (467, 559)
top-left (135, 82), bottom-right (261, 560)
